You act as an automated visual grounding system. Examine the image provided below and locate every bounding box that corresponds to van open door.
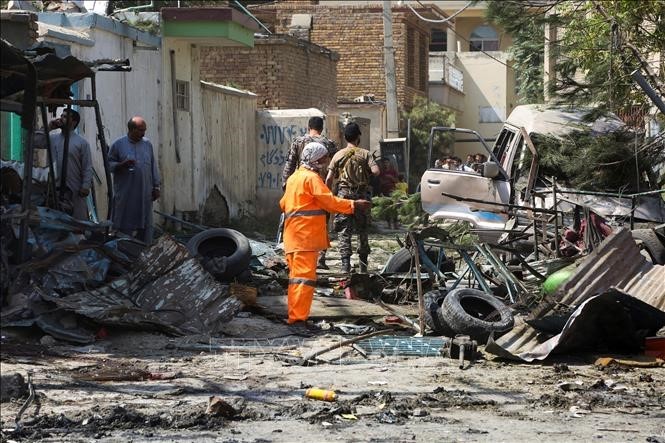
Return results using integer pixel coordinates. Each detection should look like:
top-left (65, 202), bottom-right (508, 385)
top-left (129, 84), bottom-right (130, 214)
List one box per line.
top-left (420, 127), bottom-right (511, 231)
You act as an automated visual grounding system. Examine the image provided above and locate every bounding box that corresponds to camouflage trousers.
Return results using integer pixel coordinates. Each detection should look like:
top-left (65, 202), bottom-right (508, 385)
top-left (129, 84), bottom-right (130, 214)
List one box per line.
top-left (333, 188), bottom-right (371, 259)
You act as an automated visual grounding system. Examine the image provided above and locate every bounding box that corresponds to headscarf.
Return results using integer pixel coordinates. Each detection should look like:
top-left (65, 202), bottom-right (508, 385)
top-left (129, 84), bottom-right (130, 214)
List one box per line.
top-left (300, 142), bottom-right (329, 172)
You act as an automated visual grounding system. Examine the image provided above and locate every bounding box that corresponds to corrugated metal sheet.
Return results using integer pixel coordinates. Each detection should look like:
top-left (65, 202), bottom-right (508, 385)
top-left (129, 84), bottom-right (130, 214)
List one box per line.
top-left (45, 235), bottom-right (241, 335)
top-left (489, 229), bottom-right (665, 360)
top-left (201, 81), bottom-right (257, 218)
top-left (552, 228), bottom-right (665, 311)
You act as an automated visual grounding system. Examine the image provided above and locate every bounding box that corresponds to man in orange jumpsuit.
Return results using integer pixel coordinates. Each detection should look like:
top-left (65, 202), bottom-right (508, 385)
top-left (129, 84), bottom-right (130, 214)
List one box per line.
top-left (280, 142), bottom-right (370, 325)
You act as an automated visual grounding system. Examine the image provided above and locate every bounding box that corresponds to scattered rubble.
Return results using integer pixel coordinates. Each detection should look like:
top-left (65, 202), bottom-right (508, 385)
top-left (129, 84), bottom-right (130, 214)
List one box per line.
top-left (2, 23), bottom-right (665, 443)
top-left (0, 373), bottom-right (28, 403)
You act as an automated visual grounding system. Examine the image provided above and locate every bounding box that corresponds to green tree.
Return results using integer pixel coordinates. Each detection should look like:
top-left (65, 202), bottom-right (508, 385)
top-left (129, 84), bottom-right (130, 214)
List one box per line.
top-left (402, 96), bottom-right (455, 190)
top-left (486, 0), bottom-right (665, 114)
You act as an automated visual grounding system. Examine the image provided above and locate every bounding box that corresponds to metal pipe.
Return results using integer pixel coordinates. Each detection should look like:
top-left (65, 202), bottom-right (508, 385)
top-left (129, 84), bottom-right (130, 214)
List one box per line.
top-left (417, 242), bottom-right (445, 281)
top-left (58, 104), bottom-right (72, 201)
top-left (631, 69), bottom-right (665, 115)
top-left (476, 245), bottom-right (516, 303)
top-left (111, 1), bottom-right (155, 14)
top-left (409, 232), bottom-right (426, 336)
top-left (91, 73), bottom-right (114, 220)
top-left (154, 209), bottom-right (208, 232)
top-left (533, 187), bottom-right (665, 198)
top-left (634, 131), bottom-right (640, 194)
top-left (169, 49), bottom-right (181, 163)
top-left (406, 117), bottom-right (411, 188)
top-left (19, 125), bottom-right (35, 262)
top-left (458, 250), bottom-right (493, 294)
top-left (440, 191), bottom-right (559, 215)
top-left (39, 104), bottom-right (59, 210)
top-left (18, 56), bottom-right (37, 263)
top-left (531, 194), bottom-right (539, 261)
top-left (552, 177), bottom-right (561, 257)
top-left (233, 0), bottom-right (272, 35)
top-left (37, 98), bottom-right (106, 107)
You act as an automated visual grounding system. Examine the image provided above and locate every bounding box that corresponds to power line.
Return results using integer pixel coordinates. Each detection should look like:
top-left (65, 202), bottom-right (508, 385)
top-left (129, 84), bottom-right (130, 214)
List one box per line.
top-left (411, 0), bottom-right (513, 69)
top-left (405, 1), bottom-right (473, 24)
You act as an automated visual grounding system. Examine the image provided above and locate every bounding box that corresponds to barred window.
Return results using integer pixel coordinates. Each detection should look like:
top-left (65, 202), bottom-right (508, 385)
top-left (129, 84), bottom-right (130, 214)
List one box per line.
top-left (175, 80), bottom-right (190, 111)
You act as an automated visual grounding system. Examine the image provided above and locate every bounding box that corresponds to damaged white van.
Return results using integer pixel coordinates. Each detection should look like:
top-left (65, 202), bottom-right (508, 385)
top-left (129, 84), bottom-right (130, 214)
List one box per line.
top-left (420, 105), bottom-right (665, 242)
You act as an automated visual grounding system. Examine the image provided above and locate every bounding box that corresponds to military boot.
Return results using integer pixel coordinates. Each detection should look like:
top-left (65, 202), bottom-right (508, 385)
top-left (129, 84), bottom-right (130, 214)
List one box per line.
top-left (359, 254), bottom-right (368, 273)
top-left (317, 250), bottom-right (329, 270)
top-left (341, 257), bottom-right (351, 274)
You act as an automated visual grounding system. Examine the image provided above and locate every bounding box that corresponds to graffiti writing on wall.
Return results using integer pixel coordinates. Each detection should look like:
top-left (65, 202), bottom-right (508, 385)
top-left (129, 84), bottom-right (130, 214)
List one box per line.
top-left (259, 124), bottom-right (306, 147)
top-left (257, 122), bottom-right (308, 189)
top-left (257, 171), bottom-right (280, 189)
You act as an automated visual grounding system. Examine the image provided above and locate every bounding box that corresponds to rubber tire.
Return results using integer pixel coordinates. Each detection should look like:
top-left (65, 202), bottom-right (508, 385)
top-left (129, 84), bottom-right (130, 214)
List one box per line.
top-left (631, 229), bottom-right (665, 265)
top-left (383, 247), bottom-right (455, 274)
top-left (423, 290), bottom-right (454, 336)
top-left (440, 288), bottom-right (514, 342)
top-left (187, 228), bottom-right (252, 280)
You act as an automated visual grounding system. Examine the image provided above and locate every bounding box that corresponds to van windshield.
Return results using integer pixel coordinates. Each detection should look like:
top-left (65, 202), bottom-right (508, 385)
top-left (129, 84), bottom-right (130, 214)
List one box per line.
top-left (428, 127), bottom-right (497, 173)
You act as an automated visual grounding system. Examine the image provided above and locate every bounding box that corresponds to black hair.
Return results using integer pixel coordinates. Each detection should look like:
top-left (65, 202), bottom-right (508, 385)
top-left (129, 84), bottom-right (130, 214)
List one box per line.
top-left (308, 116), bottom-right (324, 132)
top-left (63, 109), bottom-right (81, 128)
top-left (344, 122), bottom-right (361, 143)
top-left (128, 118), bottom-right (138, 131)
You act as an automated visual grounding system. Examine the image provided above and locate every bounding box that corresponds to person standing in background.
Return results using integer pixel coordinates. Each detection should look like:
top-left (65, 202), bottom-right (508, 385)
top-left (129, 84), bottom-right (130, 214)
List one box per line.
top-left (43, 109), bottom-right (92, 220)
top-left (109, 116), bottom-right (160, 243)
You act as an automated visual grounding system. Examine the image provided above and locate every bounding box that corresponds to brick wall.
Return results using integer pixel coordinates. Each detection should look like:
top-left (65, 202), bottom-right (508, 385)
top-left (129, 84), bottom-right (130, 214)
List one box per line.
top-left (200, 34), bottom-right (338, 112)
top-left (251, 3), bottom-right (431, 111)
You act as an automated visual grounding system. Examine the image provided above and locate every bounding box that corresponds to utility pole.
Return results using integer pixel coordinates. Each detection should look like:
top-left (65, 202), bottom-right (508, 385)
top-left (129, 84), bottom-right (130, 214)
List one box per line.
top-left (543, 8), bottom-right (557, 103)
top-left (383, 0), bottom-right (399, 138)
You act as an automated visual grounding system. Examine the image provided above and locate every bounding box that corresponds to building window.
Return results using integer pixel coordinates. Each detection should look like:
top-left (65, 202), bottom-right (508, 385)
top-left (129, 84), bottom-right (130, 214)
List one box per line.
top-left (175, 80), bottom-right (190, 111)
top-left (429, 29), bottom-right (447, 52)
top-left (469, 25), bottom-right (499, 51)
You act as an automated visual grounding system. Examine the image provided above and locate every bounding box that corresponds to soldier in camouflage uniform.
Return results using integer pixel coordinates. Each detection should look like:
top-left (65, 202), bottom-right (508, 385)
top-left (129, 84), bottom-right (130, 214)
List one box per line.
top-left (281, 116), bottom-right (337, 269)
top-left (326, 122), bottom-right (380, 273)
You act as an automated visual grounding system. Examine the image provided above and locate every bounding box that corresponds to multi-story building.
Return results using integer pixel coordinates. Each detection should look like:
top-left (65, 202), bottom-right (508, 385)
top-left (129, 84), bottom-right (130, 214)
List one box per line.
top-left (250, 0), bottom-right (437, 113)
top-left (426, 0), bottom-right (516, 140)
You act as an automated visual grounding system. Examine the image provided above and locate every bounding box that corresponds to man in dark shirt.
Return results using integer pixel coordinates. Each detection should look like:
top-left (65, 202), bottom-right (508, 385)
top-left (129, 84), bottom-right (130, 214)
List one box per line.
top-left (326, 122), bottom-right (380, 273)
top-left (281, 116), bottom-right (337, 269)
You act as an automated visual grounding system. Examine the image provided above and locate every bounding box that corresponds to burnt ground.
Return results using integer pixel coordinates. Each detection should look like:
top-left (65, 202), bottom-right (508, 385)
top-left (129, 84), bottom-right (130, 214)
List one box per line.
top-left (1, 231), bottom-right (664, 442)
top-left (2, 321), bottom-right (664, 442)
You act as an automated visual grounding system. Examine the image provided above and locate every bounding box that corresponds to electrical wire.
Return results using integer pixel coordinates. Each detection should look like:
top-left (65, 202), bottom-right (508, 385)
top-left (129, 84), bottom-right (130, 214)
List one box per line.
top-left (411, 0), bottom-right (513, 69)
top-left (405, 1), bottom-right (473, 24)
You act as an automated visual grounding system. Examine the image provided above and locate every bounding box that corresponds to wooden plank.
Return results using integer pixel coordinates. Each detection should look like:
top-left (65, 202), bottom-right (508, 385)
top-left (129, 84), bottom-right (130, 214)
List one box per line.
top-left (256, 295), bottom-right (418, 319)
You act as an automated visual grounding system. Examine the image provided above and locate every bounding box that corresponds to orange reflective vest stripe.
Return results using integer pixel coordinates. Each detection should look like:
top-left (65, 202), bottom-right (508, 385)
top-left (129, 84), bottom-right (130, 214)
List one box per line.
top-left (279, 167), bottom-right (354, 254)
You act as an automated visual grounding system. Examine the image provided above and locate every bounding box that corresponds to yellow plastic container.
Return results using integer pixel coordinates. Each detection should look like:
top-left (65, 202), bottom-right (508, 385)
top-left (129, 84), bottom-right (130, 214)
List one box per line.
top-left (305, 388), bottom-right (337, 402)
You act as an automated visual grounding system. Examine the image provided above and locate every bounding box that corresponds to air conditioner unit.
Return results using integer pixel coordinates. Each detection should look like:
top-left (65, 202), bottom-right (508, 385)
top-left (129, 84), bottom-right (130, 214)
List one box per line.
top-left (353, 94), bottom-right (375, 103)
